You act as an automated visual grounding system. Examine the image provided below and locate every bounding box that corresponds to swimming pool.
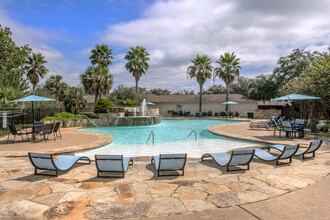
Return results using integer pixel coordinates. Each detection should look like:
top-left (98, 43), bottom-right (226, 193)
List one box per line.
top-left (76, 119), bottom-right (262, 158)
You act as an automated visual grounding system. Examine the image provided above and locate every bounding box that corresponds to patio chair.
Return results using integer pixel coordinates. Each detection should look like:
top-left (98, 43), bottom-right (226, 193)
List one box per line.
top-left (273, 119), bottom-right (283, 137)
top-left (33, 121), bottom-right (44, 137)
top-left (7, 124), bottom-right (29, 144)
top-left (39, 123), bottom-right (55, 143)
top-left (303, 124), bottom-right (318, 139)
top-left (28, 152), bottom-right (91, 176)
top-left (172, 110), bottom-right (179, 117)
top-left (185, 111), bottom-right (191, 117)
top-left (262, 140), bottom-right (322, 160)
top-left (53, 121), bottom-right (62, 139)
top-left (201, 149), bottom-right (255, 172)
top-left (151, 153), bottom-right (187, 177)
top-left (281, 121), bottom-right (299, 139)
top-left (196, 112), bottom-right (202, 117)
top-left (95, 155), bottom-right (133, 178)
top-left (254, 144), bottom-right (299, 165)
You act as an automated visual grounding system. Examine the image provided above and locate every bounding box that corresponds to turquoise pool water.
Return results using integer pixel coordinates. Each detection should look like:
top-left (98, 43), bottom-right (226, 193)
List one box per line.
top-left (80, 119), bottom-right (246, 144)
top-left (77, 119), bottom-right (262, 158)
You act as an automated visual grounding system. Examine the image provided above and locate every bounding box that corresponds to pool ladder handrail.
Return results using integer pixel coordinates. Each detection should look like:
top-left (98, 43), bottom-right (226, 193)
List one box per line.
top-left (187, 129), bottom-right (197, 141)
top-left (147, 130), bottom-right (154, 145)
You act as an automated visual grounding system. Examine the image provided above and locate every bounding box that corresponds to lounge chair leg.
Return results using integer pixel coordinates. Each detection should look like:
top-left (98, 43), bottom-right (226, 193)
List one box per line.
top-left (247, 163), bottom-right (250, 170)
top-left (182, 169), bottom-right (184, 176)
top-left (290, 157), bottom-right (292, 163)
top-left (97, 172), bottom-right (99, 178)
top-left (226, 165), bottom-right (229, 172)
top-left (157, 170), bottom-right (160, 177)
top-left (55, 170), bottom-right (58, 177)
top-left (313, 152), bottom-right (315, 157)
top-left (302, 154), bottom-right (305, 160)
top-left (53, 133), bottom-right (56, 141)
top-left (34, 168), bottom-right (38, 175)
top-left (276, 160), bottom-right (279, 165)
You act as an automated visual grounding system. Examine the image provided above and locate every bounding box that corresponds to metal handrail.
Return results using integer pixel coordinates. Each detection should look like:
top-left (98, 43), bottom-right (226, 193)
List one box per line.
top-left (76, 114), bottom-right (98, 127)
top-left (147, 130), bottom-right (154, 144)
top-left (187, 129), bottom-right (197, 141)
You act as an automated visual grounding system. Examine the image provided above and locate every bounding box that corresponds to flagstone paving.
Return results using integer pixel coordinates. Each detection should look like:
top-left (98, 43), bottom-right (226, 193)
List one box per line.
top-left (0, 142), bottom-right (329, 219)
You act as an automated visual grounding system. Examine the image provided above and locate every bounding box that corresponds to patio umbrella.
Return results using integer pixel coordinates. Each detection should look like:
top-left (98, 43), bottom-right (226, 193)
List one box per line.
top-left (11, 95), bottom-right (55, 140)
top-left (273, 93), bottom-right (320, 119)
top-left (221, 101), bottom-right (238, 115)
top-left (146, 101), bottom-right (156, 105)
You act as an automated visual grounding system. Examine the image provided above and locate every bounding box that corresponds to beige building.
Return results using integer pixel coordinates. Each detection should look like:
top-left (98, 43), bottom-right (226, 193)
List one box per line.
top-left (146, 94), bottom-right (258, 117)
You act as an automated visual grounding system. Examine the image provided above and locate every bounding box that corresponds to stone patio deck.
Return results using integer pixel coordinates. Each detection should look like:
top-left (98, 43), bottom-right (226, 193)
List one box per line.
top-left (0, 121), bottom-right (329, 219)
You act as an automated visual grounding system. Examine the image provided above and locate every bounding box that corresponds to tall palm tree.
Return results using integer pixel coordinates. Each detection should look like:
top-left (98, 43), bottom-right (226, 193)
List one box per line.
top-left (80, 66), bottom-right (113, 103)
top-left (64, 87), bottom-right (87, 113)
top-left (214, 52), bottom-right (241, 111)
top-left (89, 44), bottom-right (114, 68)
top-left (25, 53), bottom-right (48, 93)
top-left (44, 75), bottom-right (68, 102)
top-left (187, 54), bottom-right (213, 112)
top-left (124, 46), bottom-right (150, 91)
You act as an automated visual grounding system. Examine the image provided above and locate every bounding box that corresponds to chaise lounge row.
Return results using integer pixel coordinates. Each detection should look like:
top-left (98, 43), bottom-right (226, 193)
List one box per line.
top-left (28, 140), bottom-right (322, 177)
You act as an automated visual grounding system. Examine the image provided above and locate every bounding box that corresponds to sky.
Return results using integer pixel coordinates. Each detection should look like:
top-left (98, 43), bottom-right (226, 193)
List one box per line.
top-left (1, 0), bottom-right (329, 92)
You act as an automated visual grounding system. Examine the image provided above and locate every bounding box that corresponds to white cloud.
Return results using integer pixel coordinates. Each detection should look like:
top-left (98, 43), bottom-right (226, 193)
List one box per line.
top-left (103, 0), bottom-right (330, 91)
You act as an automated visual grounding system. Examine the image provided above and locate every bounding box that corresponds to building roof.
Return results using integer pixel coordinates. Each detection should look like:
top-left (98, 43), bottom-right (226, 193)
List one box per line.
top-left (146, 94), bottom-right (257, 103)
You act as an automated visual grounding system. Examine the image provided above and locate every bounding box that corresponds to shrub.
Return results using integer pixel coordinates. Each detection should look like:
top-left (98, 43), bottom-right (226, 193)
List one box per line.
top-left (42, 112), bottom-right (84, 121)
top-left (94, 98), bottom-right (113, 113)
top-left (125, 99), bottom-right (138, 107)
top-left (317, 121), bottom-right (330, 132)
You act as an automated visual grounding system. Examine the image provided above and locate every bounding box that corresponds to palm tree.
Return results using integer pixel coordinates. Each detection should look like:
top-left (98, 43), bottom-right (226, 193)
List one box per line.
top-left (214, 52), bottom-right (241, 111)
top-left (64, 87), bottom-right (87, 113)
top-left (89, 44), bottom-right (114, 68)
top-left (124, 46), bottom-right (150, 91)
top-left (187, 54), bottom-right (213, 112)
top-left (25, 53), bottom-right (48, 93)
top-left (80, 66), bottom-right (113, 103)
top-left (44, 75), bottom-right (68, 102)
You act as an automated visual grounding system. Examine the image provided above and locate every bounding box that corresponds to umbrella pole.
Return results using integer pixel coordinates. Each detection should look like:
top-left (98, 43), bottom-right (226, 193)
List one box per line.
top-left (32, 101), bottom-right (35, 140)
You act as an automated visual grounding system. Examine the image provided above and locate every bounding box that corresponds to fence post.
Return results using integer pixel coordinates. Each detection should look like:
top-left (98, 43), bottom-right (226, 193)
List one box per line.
top-left (11, 109), bottom-right (14, 125)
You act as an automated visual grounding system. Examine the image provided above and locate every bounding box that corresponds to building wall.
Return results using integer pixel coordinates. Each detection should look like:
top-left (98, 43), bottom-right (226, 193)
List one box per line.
top-left (155, 102), bottom-right (257, 117)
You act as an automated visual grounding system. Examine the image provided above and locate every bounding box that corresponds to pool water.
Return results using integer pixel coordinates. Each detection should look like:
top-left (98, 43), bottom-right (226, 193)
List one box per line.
top-left (76, 119), bottom-right (262, 158)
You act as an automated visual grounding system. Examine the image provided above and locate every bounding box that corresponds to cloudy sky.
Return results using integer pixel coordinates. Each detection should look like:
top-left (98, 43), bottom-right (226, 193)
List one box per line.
top-left (1, 0), bottom-right (329, 92)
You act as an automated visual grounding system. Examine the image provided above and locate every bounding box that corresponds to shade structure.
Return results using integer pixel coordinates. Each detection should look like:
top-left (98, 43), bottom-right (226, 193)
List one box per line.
top-left (273, 93), bottom-right (320, 101)
top-left (11, 95), bottom-right (55, 140)
top-left (221, 101), bottom-right (238, 105)
top-left (146, 101), bottom-right (156, 105)
top-left (273, 93), bottom-right (320, 120)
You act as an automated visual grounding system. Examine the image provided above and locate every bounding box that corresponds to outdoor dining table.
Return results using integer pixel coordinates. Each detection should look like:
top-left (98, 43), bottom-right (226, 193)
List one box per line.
top-left (22, 124), bottom-right (44, 141)
top-left (292, 123), bottom-right (305, 139)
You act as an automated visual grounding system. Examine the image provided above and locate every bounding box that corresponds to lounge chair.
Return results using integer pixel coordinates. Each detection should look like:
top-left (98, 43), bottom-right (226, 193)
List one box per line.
top-left (185, 111), bottom-right (191, 117)
top-left (250, 121), bottom-right (271, 130)
top-left (201, 149), bottom-right (255, 172)
top-left (28, 152), bottom-right (91, 176)
top-left (53, 121), bottom-right (62, 139)
top-left (254, 144), bottom-right (299, 165)
top-left (95, 155), bottom-right (133, 178)
top-left (151, 153), bottom-right (187, 177)
top-left (172, 110), bottom-right (179, 117)
top-left (262, 140), bottom-right (322, 160)
top-left (196, 112), bottom-right (202, 117)
top-left (7, 124), bottom-right (29, 144)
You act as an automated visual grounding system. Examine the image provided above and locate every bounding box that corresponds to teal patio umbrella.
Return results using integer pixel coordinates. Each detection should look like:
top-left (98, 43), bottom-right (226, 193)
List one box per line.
top-left (273, 93), bottom-right (320, 119)
top-left (221, 101), bottom-right (238, 115)
top-left (11, 95), bottom-right (55, 139)
top-left (146, 101), bottom-right (155, 105)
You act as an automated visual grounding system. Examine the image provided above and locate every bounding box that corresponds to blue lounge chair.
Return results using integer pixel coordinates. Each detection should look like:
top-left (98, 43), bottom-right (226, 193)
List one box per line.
top-left (201, 149), bottom-right (255, 172)
top-left (28, 153), bottom-right (91, 176)
top-left (95, 155), bottom-right (133, 178)
top-left (254, 145), bottom-right (299, 165)
top-left (151, 154), bottom-right (187, 177)
top-left (262, 140), bottom-right (322, 160)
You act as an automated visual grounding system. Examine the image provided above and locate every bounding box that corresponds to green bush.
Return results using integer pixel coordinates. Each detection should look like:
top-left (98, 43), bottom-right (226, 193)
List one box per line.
top-left (317, 121), bottom-right (330, 132)
top-left (125, 99), bottom-right (138, 107)
top-left (42, 112), bottom-right (84, 121)
top-left (94, 98), bottom-right (113, 113)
